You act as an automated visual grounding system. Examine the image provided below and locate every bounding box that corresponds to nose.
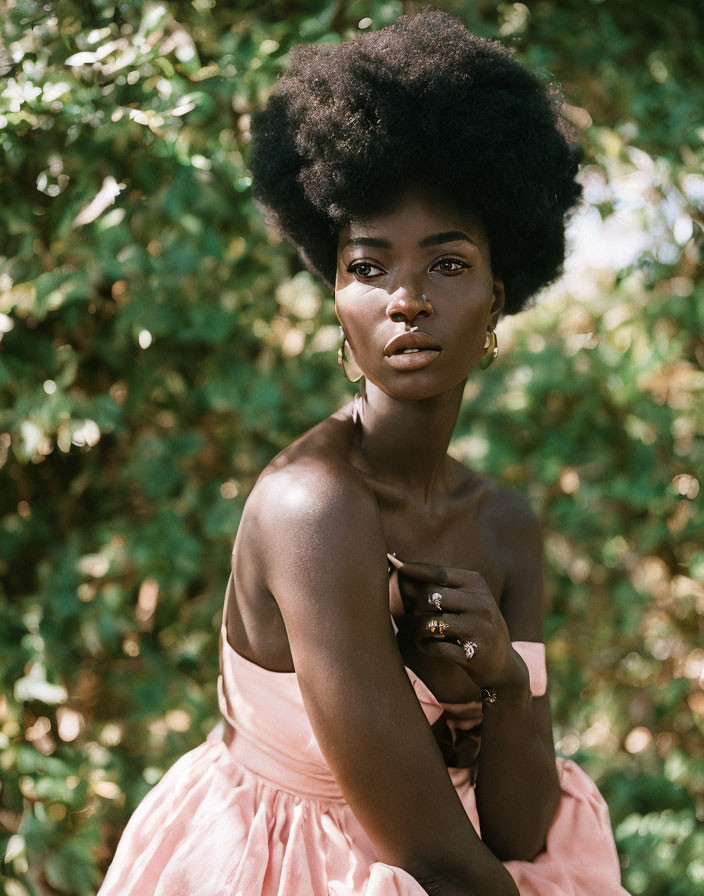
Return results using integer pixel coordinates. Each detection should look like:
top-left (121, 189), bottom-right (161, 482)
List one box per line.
top-left (385, 288), bottom-right (432, 326)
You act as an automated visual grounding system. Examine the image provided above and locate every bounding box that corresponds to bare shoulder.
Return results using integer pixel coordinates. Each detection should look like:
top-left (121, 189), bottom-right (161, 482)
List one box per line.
top-left (237, 419), bottom-right (396, 687)
top-left (452, 460), bottom-right (544, 640)
top-left (241, 413), bottom-right (386, 592)
top-left (249, 420), bottom-right (376, 525)
top-left (228, 408), bottom-right (390, 670)
top-left (486, 480), bottom-right (543, 641)
top-left (451, 458), bottom-right (541, 547)
top-left (249, 452), bottom-right (380, 545)
top-left (476, 474), bottom-right (542, 561)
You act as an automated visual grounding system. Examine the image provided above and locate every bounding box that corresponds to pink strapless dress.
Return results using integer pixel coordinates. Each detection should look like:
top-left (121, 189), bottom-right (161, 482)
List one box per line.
top-left (98, 591), bottom-right (628, 895)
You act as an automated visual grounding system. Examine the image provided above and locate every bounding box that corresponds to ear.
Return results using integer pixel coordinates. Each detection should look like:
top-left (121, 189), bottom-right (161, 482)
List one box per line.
top-left (489, 279), bottom-right (505, 328)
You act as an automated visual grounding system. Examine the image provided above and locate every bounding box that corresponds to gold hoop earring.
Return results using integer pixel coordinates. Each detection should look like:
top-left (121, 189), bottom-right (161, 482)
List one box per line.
top-left (480, 328), bottom-right (498, 370)
top-left (337, 328), bottom-right (363, 382)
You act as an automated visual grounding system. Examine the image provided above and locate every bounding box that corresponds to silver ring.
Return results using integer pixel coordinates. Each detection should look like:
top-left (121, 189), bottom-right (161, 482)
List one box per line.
top-left (460, 640), bottom-right (477, 660)
top-left (428, 592), bottom-right (443, 611)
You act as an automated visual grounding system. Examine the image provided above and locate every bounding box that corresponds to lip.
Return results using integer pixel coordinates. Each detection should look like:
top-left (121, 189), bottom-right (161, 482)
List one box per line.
top-left (384, 331), bottom-right (442, 357)
top-left (383, 330), bottom-right (442, 371)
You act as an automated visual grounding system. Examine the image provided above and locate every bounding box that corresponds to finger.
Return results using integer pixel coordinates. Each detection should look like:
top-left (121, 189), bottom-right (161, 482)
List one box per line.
top-left (457, 639), bottom-right (479, 661)
top-left (421, 587), bottom-right (487, 615)
top-left (387, 553), bottom-right (403, 570)
top-left (416, 614), bottom-right (484, 657)
top-left (417, 637), bottom-right (478, 667)
top-left (422, 616), bottom-right (480, 643)
top-left (416, 628), bottom-right (483, 670)
top-left (396, 575), bottom-right (430, 605)
top-left (396, 560), bottom-right (472, 588)
top-left (427, 590), bottom-right (444, 612)
top-left (423, 616), bottom-right (454, 639)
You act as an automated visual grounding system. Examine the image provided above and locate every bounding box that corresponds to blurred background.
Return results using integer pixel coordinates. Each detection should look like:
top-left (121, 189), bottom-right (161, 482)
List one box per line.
top-left (0, 1), bottom-right (702, 893)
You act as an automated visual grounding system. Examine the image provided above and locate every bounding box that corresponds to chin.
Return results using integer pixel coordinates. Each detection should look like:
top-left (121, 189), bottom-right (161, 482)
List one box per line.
top-left (369, 371), bottom-right (470, 403)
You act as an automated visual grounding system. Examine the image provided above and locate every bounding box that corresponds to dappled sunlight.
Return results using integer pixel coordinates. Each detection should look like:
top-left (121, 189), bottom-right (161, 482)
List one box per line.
top-left (1, 1), bottom-right (702, 893)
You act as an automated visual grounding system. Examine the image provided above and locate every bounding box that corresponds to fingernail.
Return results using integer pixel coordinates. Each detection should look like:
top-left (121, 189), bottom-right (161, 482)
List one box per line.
top-left (386, 553), bottom-right (403, 569)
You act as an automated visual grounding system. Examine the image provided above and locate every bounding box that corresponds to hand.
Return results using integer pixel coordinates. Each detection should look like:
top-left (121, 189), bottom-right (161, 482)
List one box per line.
top-left (394, 559), bottom-right (529, 693)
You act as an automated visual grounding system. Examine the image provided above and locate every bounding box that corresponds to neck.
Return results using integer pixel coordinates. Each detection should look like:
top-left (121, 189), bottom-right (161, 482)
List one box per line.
top-left (350, 379), bottom-right (465, 504)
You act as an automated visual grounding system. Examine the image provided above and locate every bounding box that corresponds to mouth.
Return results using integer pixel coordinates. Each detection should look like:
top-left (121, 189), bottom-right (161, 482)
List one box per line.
top-left (383, 331), bottom-right (442, 370)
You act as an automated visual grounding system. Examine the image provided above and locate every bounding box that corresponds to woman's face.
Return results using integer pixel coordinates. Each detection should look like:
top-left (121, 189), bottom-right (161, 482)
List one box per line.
top-left (335, 188), bottom-right (505, 401)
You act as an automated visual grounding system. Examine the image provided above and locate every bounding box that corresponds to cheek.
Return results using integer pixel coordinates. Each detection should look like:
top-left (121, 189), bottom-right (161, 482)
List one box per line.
top-left (447, 306), bottom-right (492, 372)
top-left (334, 286), bottom-right (354, 330)
top-left (335, 286), bottom-right (377, 340)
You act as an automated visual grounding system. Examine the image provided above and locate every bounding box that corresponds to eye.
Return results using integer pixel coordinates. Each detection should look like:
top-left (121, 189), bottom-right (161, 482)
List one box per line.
top-left (347, 260), bottom-right (385, 279)
top-left (432, 258), bottom-right (470, 274)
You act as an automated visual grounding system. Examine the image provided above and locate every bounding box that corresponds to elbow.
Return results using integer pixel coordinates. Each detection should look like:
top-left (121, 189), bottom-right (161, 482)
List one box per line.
top-left (485, 831), bottom-right (544, 863)
top-left (403, 860), bottom-right (455, 896)
top-left (487, 836), bottom-right (543, 864)
top-left (407, 859), bottom-right (519, 896)
top-left (410, 866), bottom-right (448, 896)
top-left (484, 788), bottom-right (561, 862)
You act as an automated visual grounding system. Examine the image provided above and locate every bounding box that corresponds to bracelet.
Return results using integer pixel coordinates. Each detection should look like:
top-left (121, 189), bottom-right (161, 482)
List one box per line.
top-left (480, 687), bottom-right (498, 705)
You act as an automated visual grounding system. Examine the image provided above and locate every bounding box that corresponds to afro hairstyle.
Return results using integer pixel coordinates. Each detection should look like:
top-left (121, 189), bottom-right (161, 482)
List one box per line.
top-left (249, 9), bottom-right (583, 314)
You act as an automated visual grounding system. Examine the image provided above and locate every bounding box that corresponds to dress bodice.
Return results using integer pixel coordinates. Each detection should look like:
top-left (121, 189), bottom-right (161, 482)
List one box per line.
top-left (217, 577), bottom-right (547, 800)
top-left (99, 580), bottom-right (627, 896)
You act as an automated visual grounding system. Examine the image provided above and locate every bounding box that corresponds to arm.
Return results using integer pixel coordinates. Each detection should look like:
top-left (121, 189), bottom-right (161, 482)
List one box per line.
top-left (249, 463), bottom-right (518, 896)
top-left (398, 497), bottom-right (560, 861)
top-left (475, 498), bottom-right (559, 860)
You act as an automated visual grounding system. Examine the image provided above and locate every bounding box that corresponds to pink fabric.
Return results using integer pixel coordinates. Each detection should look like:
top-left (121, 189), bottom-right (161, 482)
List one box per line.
top-left (513, 640), bottom-right (548, 696)
top-left (99, 612), bottom-right (628, 895)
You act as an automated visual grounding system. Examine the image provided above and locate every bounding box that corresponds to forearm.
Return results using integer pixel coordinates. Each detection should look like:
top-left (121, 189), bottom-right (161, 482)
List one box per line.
top-left (320, 671), bottom-right (519, 895)
top-left (474, 672), bottom-right (560, 861)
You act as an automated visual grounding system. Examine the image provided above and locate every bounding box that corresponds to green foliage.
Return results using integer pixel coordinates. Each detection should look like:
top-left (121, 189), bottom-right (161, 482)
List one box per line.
top-left (1, 1), bottom-right (702, 893)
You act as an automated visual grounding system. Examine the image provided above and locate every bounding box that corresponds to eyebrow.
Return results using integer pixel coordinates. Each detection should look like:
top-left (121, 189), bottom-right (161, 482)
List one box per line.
top-left (343, 236), bottom-right (392, 249)
top-left (419, 231), bottom-right (478, 248)
top-left (343, 231), bottom-right (478, 250)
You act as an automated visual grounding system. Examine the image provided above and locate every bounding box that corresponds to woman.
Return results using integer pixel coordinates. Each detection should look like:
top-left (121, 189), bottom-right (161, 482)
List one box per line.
top-left (99, 11), bottom-right (629, 895)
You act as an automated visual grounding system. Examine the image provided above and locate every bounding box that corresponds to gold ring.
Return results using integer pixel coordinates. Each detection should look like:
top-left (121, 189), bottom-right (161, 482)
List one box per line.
top-left (427, 619), bottom-right (449, 637)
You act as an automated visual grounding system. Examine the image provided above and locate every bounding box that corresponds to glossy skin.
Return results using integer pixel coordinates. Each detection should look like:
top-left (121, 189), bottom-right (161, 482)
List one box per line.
top-left (227, 190), bottom-right (561, 894)
top-left (335, 191), bottom-right (500, 403)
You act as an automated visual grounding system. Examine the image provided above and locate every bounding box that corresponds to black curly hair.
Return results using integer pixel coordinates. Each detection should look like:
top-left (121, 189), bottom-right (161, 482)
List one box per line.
top-left (249, 9), bottom-right (583, 314)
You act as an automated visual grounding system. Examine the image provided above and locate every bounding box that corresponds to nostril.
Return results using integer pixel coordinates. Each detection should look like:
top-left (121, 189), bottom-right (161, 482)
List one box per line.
top-left (388, 308), bottom-right (430, 323)
top-left (387, 291), bottom-right (432, 323)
